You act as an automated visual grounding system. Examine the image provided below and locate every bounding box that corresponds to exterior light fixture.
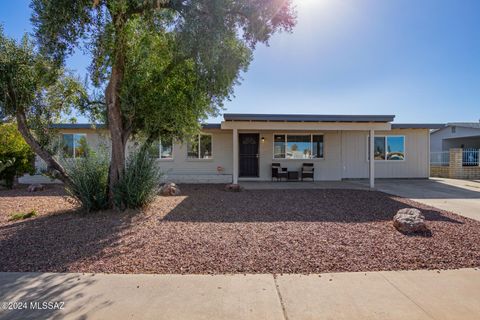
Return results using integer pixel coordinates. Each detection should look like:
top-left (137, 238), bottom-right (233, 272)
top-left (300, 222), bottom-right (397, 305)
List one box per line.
top-left (261, 136), bottom-right (265, 143)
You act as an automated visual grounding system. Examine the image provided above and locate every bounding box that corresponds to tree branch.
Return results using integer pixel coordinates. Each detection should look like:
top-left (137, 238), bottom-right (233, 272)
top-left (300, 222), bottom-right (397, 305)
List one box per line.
top-left (15, 108), bottom-right (72, 185)
top-left (127, 0), bottom-right (179, 16)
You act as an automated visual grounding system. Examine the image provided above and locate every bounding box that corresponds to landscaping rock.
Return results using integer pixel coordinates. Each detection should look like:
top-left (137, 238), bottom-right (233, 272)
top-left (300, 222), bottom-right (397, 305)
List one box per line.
top-left (224, 184), bottom-right (244, 192)
top-left (1, 185), bottom-right (480, 274)
top-left (393, 208), bottom-right (428, 233)
top-left (159, 182), bottom-right (181, 196)
top-left (27, 184), bottom-right (45, 192)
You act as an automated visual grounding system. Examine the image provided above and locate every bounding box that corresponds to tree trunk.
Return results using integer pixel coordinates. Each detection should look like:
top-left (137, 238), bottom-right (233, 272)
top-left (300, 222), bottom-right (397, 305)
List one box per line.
top-left (106, 14), bottom-right (129, 207)
top-left (15, 110), bottom-right (72, 186)
top-left (105, 68), bottom-right (126, 207)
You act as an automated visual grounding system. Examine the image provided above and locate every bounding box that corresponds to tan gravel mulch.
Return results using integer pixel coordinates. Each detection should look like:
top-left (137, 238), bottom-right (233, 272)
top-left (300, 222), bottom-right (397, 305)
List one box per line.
top-left (0, 184), bottom-right (479, 274)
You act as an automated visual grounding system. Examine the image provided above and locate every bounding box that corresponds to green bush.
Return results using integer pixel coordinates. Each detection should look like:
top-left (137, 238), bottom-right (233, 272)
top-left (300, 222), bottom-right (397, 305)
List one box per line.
top-left (0, 158), bottom-right (15, 174)
top-left (114, 147), bottom-right (162, 209)
top-left (63, 150), bottom-right (109, 213)
top-left (0, 123), bottom-right (35, 188)
top-left (9, 209), bottom-right (38, 221)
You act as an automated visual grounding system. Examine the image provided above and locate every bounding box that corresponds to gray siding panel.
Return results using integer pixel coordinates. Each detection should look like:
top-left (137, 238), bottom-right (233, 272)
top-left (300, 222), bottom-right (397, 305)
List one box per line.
top-left (30, 128), bottom-right (430, 183)
top-left (341, 129), bottom-right (430, 179)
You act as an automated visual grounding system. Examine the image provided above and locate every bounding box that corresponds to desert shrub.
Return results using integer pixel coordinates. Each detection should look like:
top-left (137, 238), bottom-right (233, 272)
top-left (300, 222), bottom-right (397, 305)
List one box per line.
top-left (63, 150), bottom-right (109, 213)
top-left (114, 147), bottom-right (162, 209)
top-left (0, 123), bottom-right (35, 188)
top-left (9, 209), bottom-right (38, 221)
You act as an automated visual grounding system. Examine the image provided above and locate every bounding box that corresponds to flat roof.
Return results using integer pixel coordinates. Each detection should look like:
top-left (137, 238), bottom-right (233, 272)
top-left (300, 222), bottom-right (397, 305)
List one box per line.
top-left (391, 123), bottom-right (445, 129)
top-left (223, 113), bottom-right (395, 123)
top-left (446, 122), bottom-right (480, 129)
top-left (50, 121), bottom-right (442, 130)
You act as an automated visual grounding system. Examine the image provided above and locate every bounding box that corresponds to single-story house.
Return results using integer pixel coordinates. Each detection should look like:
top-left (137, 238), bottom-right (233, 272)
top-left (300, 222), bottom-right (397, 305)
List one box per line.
top-left (25, 113), bottom-right (443, 188)
top-left (430, 122), bottom-right (480, 152)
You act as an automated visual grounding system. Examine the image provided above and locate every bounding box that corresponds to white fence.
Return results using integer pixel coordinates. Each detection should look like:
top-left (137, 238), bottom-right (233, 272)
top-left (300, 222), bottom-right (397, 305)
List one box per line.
top-left (431, 149), bottom-right (480, 167)
top-left (463, 149), bottom-right (479, 166)
top-left (430, 151), bottom-right (450, 166)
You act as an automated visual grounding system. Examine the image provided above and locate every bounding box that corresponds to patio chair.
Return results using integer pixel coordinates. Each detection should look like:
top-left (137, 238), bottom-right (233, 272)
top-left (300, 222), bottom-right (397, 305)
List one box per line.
top-left (301, 163), bottom-right (314, 181)
top-left (271, 163), bottom-right (288, 181)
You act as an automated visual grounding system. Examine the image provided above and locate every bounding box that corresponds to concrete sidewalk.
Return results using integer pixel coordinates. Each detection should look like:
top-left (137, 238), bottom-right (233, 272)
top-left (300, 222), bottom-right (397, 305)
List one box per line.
top-left (1, 269), bottom-right (479, 320)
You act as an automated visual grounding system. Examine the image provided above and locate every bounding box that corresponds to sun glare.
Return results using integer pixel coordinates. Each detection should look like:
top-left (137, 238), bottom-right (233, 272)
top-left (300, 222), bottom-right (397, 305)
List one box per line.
top-left (298, 0), bottom-right (332, 9)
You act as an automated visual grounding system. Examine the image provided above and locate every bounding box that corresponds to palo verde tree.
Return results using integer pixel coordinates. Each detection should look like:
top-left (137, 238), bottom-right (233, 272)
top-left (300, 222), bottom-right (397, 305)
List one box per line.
top-left (31, 0), bottom-right (296, 205)
top-left (0, 27), bottom-right (100, 186)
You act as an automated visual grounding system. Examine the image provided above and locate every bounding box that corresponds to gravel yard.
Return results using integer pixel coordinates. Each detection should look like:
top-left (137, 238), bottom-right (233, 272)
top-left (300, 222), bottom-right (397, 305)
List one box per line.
top-left (0, 184), bottom-right (479, 274)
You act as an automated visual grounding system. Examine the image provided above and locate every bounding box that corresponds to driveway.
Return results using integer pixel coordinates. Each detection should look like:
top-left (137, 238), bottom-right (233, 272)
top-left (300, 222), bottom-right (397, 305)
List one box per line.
top-left (357, 178), bottom-right (480, 222)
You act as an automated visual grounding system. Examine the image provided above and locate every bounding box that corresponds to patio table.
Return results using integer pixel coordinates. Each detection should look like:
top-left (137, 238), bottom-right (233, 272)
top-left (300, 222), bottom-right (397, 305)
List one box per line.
top-left (287, 171), bottom-right (299, 181)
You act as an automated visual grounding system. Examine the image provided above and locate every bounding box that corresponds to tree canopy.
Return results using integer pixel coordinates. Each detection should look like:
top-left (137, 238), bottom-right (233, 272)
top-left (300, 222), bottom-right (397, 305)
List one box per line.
top-left (0, 26), bottom-right (98, 184)
top-left (28, 0), bottom-right (296, 206)
top-left (31, 0), bottom-right (295, 141)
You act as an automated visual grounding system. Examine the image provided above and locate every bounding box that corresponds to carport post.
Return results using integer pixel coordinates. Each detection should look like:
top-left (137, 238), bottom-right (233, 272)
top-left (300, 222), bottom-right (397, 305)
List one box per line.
top-left (369, 129), bottom-right (375, 189)
top-left (233, 128), bottom-right (239, 184)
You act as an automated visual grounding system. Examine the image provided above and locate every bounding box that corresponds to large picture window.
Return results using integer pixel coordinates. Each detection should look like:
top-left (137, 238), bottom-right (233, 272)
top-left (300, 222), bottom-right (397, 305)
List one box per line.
top-left (274, 134), bottom-right (324, 159)
top-left (147, 138), bottom-right (173, 159)
top-left (187, 135), bottom-right (212, 159)
top-left (368, 135), bottom-right (405, 161)
top-left (62, 134), bottom-right (87, 158)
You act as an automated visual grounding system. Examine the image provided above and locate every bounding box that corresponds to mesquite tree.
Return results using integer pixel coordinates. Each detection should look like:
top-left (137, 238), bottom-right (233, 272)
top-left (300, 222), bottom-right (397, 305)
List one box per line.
top-left (31, 0), bottom-right (296, 205)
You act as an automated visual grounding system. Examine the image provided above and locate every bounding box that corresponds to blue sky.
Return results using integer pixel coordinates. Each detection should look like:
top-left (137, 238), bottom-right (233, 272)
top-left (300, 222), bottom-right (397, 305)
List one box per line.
top-left (1, 0), bottom-right (479, 124)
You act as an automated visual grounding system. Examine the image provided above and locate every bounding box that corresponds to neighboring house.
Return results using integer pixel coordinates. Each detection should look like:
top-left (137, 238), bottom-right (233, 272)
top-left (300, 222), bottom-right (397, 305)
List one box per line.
top-left (430, 122), bottom-right (480, 152)
top-left (23, 113), bottom-right (443, 188)
top-left (429, 122), bottom-right (480, 179)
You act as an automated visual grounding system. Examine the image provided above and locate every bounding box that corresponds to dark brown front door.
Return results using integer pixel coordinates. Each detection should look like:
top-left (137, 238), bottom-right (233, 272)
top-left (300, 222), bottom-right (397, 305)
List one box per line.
top-left (239, 133), bottom-right (259, 177)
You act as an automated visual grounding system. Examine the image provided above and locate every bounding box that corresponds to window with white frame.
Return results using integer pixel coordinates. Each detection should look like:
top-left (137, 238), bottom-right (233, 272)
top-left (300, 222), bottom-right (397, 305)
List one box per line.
top-left (368, 135), bottom-right (405, 161)
top-left (147, 138), bottom-right (173, 159)
top-left (62, 134), bottom-right (88, 158)
top-left (187, 134), bottom-right (212, 159)
top-left (273, 134), bottom-right (324, 159)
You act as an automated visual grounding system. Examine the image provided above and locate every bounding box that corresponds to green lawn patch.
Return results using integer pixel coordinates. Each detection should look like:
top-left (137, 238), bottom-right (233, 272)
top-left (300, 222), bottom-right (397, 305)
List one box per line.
top-left (9, 210), bottom-right (38, 221)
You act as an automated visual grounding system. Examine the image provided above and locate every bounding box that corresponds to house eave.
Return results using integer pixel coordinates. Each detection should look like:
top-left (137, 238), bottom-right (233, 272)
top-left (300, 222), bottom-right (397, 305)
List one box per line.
top-left (392, 123), bottom-right (445, 129)
top-left (223, 113), bottom-right (395, 123)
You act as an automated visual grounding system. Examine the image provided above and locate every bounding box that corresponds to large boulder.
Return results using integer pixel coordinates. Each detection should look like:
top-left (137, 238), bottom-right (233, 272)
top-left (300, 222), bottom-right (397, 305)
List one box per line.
top-left (393, 208), bottom-right (428, 234)
top-left (159, 182), bottom-right (181, 196)
top-left (27, 184), bottom-right (45, 192)
top-left (224, 184), bottom-right (244, 192)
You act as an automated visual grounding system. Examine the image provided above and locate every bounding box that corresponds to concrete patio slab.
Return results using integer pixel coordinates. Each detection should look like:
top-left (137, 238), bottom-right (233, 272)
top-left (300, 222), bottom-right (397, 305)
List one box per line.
top-left (240, 180), bottom-right (369, 190)
top-left (0, 273), bottom-right (284, 320)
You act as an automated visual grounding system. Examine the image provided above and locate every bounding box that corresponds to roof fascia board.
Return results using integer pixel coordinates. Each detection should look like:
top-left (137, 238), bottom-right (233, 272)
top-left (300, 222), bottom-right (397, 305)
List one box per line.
top-left (221, 121), bottom-right (391, 131)
top-left (223, 113), bottom-right (395, 123)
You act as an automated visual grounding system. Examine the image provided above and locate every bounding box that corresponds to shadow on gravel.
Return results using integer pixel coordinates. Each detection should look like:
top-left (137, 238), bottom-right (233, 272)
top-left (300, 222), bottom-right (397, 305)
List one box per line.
top-left (0, 185), bottom-right (66, 198)
top-left (0, 273), bottom-right (112, 320)
top-left (0, 210), bottom-right (134, 273)
top-left (0, 185), bottom-right (478, 275)
top-left (163, 186), bottom-right (464, 224)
